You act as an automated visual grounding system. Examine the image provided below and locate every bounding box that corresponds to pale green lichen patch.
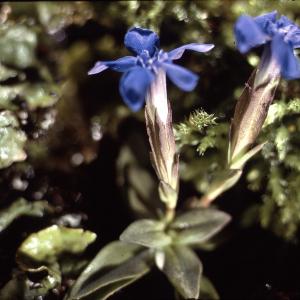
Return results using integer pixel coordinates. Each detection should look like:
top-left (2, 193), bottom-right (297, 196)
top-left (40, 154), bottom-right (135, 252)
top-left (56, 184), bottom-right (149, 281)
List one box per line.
top-left (18, 225), bottom-right (97, 264)
top-left (0, 111), bottom-right (26, 169)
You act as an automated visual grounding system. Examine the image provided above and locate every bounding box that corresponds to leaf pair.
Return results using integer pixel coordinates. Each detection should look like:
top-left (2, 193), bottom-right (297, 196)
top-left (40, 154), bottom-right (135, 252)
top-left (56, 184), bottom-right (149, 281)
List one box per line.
top-left (68, 208), bottom-right (229, 300)
top-left (120, 207), bottom-right (231, 248)
top-left (120, 208), bottom-right (230, 299)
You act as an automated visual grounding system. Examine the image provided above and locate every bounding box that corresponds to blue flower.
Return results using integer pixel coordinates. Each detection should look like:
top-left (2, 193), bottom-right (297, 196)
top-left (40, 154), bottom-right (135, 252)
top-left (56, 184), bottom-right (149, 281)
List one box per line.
top-left (234, 11), bottom-right (300, 80)
top-left (88, 27), bottom-right (214, 111)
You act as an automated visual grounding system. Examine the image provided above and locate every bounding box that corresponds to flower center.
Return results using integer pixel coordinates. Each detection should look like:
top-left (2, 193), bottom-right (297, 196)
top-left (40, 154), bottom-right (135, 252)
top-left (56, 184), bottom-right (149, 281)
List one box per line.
top-left (137, 49), bottom-right (169, 73)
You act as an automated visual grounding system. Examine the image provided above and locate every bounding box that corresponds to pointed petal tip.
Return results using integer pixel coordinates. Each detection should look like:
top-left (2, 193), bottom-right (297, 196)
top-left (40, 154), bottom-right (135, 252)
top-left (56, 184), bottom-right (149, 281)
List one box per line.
top-left (87, 69), bottom-right (98, 75)
top-left (168, 43), bottom-right (215, 60)
top-left (183, 77), bottom-right (199, 91)
top-left (87, 62), bottom-right (108, 75)
top-left (202, 44), bottom-right (215, 52)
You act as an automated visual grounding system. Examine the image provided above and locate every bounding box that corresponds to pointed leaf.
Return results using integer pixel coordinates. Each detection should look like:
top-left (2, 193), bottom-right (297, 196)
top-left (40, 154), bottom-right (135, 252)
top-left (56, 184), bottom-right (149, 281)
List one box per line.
top-left (171, 207), bottom-right (231, 230)
top-left (200, 169), bottom-right (242, 206)
top-left (67, 241), bottom-right (152, 300)
top-left (160, 245), bottom-right (202, 299)
top-left (126, 165), bottom-right (163, 218)
top-left (0, 198), bottom-right (51, 233)
top-left (120, 219), bottom-right (172, 248)
top-left (67, 241), bottom-right (141, 298)
top-left (229, 142), bottom-right (266, 169)
top-left (200, 276), bottom-right (220, 300)
top-left (170, 208), bottom-right (231, 245)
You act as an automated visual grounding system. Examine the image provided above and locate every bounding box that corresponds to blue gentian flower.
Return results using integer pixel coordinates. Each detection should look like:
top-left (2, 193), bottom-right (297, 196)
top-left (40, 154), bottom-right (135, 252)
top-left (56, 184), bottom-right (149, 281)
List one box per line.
top-left (234, 11), bottom-right (300, 80)
top-left (88, 27), bottom-right (214, 111)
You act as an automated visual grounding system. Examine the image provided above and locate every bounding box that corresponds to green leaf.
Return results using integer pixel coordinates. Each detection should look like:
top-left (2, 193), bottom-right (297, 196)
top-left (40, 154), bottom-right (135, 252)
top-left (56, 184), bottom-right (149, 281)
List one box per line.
top-left (200, 169), bottom-right (242, 205)
top-left (126, 165), bottom-right (163, 218)
top-left (17, 225), bottom-right (97, 265)
top-left (0, 198), bottom-right (51, 233)
top-left (120, 219), bottom-right (172, 248)
top-left (0, 23), bottom-right (37, 69)
top-left (170, 208), bottom-right (231, 246)
top-left (159, 245), bottom-right (202, 299)
top-left (200, 276), bottom-right (220, 300)
top-left (68, 241), bottom-right (141, 298)
top-left (67, 241), bottom-right (152, 300)
top-left (60, 257), bottom-right (89, 277)
top-left (229, 142), bottom-right (266, 170)
top-left (0, 111), bottom-right (27, 169)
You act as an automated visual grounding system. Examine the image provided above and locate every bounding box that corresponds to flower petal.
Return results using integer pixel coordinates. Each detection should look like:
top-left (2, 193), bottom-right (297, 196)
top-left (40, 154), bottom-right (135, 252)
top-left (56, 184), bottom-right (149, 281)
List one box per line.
top-left (124, 27), bottom-right (159, 56)
top-left (276, 15), bottom-right (293, 28)
top-left (287, 29), bottom-right (300, 49)
top-left (234, 15), bottom-right (269, 53)
top-left (163, 62), bottom-right (198, 91)
top-left (88, 61), bottom-right (109, 75)
top-left (88, 56), bottom-right (137, 75)
top-left (119, 66), bottom-right (154, 111)
top-left (277, 16), bottom-right (300, 48)
top-left (167, 43), bottom-right (214, 60)
top-left (292, 34), bottom-right (300, 48)
top-left (254, 11), bottom-right (277, 34)
top-left (271, 34), bottom-right (300, 80)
